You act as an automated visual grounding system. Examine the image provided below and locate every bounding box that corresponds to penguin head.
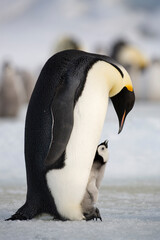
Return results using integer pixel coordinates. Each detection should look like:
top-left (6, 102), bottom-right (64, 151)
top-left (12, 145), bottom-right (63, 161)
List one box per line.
top-left (111, 40), bottom-right (149, 70)
top-left (109, 66), bottom-right (135, 133)
top-left (95, 140), bottom-right (109, 164)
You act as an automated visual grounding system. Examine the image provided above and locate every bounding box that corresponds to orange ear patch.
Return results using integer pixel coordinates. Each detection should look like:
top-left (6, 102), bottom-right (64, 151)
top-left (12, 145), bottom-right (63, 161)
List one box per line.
top-left (126, 85), bottom-right (133, 92)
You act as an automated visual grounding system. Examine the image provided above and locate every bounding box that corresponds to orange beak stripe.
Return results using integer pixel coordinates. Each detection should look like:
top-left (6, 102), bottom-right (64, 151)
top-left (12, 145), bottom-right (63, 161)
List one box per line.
top-left (121, 110), bottom-right (126, 129)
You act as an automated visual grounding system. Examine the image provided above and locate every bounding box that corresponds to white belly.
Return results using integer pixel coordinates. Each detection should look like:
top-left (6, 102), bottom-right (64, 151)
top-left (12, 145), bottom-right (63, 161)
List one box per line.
top-left (46, 61), bottom-right (109, 220)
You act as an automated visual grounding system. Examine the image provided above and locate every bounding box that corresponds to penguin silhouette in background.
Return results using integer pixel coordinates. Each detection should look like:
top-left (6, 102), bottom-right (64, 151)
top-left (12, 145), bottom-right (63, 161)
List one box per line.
top-left (110, 40), bottom-right (149, 100)
top-left (7, 50), bottom-right (135, 221)
top-left (0, 62), bottom-right (21, 117)
top-left (111, 40), bottom-right (148, 71)
top-left (81, 140), bottom-right (109, 221)
top-left (17, 69), bottom-right (36, 103)
top-left (54, 36), bottom-right (81, 53)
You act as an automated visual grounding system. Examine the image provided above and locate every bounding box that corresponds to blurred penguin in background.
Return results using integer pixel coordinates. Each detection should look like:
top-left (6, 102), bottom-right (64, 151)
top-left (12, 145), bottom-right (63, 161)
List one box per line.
top-left (111, 40), bottom-right (148, 71)
top-left (0, 62), bottom-right (21, 117)
top-left (142, 58), bottom-right (160, 101)
top-left (17, 69), bottom-right (36, 103)
top-left (111, 39), bottom-right (149, 100)
top-left (54, 36), bottom-right (82, 53)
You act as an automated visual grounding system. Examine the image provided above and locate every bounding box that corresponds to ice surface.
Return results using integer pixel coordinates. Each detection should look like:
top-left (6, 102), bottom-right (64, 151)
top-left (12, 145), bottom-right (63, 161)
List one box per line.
top-left (0, 182), bottom-right (160, 240)
top-left (0, 102), bottom-right (160, 239)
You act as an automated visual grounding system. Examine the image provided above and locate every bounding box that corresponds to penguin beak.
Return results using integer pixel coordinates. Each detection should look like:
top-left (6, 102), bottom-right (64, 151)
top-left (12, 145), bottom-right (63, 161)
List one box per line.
top-left (118, 110), bottom-right (126, 134)
top-left (110, 87), bottom-right (135, 134)
top-left (104, 140), bottom-right (108, 148)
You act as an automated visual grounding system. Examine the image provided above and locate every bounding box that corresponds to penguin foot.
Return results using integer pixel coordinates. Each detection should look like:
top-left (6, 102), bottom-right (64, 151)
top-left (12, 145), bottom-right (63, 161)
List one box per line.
top-left (53, 215), bottom-right (68, 221)
top-left (84, 208), bottom-right (102, 221)
top-left (6, 203), bottom-right (39, 221)
top-left (6, 213), bottom-right (28, 221)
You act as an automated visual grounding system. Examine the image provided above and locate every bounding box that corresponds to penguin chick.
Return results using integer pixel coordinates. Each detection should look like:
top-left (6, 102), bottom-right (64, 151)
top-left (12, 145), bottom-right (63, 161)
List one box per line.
top-left (81, 140), bottom-right (109, 221)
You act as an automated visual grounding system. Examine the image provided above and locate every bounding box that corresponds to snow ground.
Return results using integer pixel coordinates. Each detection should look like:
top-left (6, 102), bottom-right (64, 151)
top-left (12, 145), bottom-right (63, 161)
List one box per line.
top-left (0, 182), bottom-right (160, 240)
top-left (0, 102), bottom-right (160, 239)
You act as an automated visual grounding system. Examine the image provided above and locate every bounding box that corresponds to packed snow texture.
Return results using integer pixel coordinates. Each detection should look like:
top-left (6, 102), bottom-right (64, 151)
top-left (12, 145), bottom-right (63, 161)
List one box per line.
top-left (0, 182), bottom-right (160, 240)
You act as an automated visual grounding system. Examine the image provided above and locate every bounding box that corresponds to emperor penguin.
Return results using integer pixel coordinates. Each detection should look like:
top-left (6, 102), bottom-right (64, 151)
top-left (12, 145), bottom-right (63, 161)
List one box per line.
top-left (111, 40), bottom-right (148, 70)
top-left (81, 140), bottom-right (109, 221)
top-left (7, 50), bottom-right (135, 221)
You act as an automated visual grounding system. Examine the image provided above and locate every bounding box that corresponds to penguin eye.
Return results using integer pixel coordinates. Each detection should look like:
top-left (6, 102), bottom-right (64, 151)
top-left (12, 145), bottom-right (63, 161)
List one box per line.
top-left (101, 147), bottom-right (104, 150)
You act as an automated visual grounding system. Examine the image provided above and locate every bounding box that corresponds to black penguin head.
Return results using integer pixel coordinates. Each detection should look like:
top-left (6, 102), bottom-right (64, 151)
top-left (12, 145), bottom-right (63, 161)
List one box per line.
top-left (111, 87), bottom-right (135, 133)
top-left (111, 39), bottom-right (148, 70)
top-left (94, 140), bottom-right (109, 165)
top-left (108, 63), bottom-right (135, 134)
top-left (111, 40), bottom-right (127, 59)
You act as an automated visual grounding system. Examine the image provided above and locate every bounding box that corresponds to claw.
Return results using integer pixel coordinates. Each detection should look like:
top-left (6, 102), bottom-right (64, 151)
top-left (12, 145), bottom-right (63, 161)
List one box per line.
top-left (84, 207), bottom-right (102, 221)
top-left (95, 208), bottom-right (102, 221)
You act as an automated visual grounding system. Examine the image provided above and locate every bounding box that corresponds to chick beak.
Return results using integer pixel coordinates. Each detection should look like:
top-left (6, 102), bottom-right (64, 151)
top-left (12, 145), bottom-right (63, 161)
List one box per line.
top-left (104, 140), bottom-right (108, 148)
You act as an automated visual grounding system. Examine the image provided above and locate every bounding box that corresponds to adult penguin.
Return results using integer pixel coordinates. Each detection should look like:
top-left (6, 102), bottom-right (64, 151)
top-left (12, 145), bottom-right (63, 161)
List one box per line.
top-left (111, 40), bottom-right (148, 70)
top-left (7, 50), bottom-right (135, 221)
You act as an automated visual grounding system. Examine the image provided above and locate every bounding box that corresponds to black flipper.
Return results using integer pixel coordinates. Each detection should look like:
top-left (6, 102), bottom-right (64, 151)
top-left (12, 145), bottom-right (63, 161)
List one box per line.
top-left (45, 78), bottom-right (75, 168)
top-left (25, 51), bottom-right (88, 172)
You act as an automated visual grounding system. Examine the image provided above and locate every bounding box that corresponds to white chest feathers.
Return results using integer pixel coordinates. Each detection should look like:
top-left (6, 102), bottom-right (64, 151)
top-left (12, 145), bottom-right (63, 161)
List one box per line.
top-left (46, 62), bottom-right (110, 220)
